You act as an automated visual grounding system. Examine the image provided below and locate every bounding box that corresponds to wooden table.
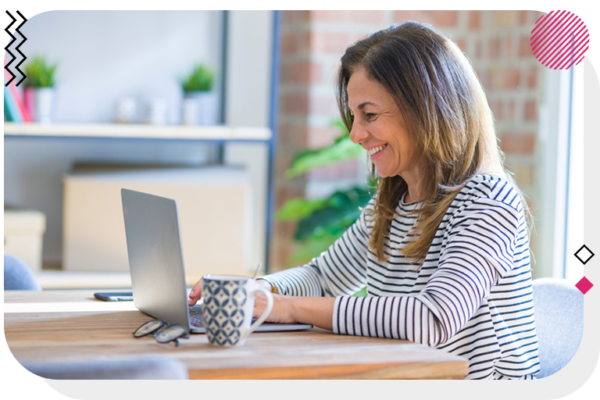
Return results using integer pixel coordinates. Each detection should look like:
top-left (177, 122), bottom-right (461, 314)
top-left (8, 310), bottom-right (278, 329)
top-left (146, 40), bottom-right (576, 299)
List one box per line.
top-left (4, 290), bottom-right (468, 379)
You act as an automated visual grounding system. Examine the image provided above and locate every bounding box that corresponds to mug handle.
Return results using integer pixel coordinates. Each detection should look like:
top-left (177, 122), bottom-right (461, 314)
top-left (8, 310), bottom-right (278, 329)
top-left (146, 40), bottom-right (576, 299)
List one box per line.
top-left (240, 286), bottom-right (273, 342)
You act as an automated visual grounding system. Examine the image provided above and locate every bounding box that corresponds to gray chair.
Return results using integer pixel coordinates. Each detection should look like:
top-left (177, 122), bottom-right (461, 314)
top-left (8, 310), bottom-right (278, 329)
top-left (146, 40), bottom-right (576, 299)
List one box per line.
top-left (21, 356), bottom-right (189, 380)
top-left (4, 254), bottom-right (42, 291)
top-left (533, 278), bottom-right (584, 379)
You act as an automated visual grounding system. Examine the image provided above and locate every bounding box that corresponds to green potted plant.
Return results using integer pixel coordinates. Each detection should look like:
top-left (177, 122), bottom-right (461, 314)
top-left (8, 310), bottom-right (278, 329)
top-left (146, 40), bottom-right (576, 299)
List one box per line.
top-left (277, 120), bottom-right (374, 297)
top-left (23, 55), bottom-right (58, 124)
top-left (180, 63), bottom-right (218, 126)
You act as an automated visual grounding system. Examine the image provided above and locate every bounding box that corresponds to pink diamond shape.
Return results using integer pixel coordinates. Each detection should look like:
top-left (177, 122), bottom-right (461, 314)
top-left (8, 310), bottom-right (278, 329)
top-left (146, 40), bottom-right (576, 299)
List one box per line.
top-left (575, 277), bottom-right (594, 294)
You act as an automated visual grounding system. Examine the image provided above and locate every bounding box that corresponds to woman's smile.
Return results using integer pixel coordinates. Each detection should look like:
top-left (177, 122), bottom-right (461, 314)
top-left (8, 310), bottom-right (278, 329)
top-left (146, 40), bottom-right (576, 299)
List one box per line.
top-left (367, 143), bottom-right (388, 160)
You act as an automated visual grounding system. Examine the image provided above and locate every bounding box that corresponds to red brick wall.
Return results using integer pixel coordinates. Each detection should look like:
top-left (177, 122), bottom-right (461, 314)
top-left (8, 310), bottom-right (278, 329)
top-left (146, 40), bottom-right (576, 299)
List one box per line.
top-left (271, 11), bottom-right (309, 271)
top-left (271, 10), bottom-right (545, 272)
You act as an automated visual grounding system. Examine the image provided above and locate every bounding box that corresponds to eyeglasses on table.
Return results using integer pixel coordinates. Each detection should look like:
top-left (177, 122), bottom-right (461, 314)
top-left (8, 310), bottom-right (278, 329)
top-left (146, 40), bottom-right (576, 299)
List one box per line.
top-left (133, 320), bottom-right (189, 346)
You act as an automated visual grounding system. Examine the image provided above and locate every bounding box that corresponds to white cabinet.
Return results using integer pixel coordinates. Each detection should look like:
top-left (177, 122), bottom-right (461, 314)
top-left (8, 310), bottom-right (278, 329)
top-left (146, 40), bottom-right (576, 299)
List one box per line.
top-left (62, 166), bottom-right (253, 282)
top-left (4, 209), bottom-right (46, 272)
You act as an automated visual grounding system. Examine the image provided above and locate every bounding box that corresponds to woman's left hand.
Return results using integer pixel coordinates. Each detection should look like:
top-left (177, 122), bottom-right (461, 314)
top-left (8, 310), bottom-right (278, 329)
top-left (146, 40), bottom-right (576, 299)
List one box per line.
top-left (253, 291), bottom-right (296, 324)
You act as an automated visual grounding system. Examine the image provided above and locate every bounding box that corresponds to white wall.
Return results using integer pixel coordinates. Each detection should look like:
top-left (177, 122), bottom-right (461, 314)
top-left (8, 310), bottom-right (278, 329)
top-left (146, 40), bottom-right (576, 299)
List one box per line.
top-left (19, 10), bottom-right (223, 124)
top-left (5, 11), bottom-right (224, 265)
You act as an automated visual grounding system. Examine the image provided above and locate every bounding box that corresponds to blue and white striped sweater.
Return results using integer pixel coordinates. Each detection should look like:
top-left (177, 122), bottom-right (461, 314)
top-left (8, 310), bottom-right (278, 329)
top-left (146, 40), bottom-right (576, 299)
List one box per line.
top-left (261, 174), bottom-right (540, 380)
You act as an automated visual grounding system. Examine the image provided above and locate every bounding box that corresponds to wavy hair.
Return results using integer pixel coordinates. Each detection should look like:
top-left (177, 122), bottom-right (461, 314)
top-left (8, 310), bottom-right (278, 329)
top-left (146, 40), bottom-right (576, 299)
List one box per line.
top-left (336, 21), bottom-right (526, 264)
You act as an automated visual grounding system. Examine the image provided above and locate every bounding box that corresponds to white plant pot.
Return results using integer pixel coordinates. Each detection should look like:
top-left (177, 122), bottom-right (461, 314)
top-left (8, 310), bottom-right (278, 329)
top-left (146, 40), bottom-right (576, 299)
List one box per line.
top-left (181, 97), bottom-right (199, 126)
top-left (145, 99), bottom-right (168, 125)
top-left (115, 97), bottom-right (138, 124)
top-left (24, 87), bottom-right (56, 124)
top-left (181, 91), bottom-right (219, 126)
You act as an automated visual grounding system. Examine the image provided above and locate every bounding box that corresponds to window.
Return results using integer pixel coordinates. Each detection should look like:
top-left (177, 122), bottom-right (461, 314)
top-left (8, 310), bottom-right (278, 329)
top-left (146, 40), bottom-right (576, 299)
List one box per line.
top-left (537, 62), bottom-right (583, 283)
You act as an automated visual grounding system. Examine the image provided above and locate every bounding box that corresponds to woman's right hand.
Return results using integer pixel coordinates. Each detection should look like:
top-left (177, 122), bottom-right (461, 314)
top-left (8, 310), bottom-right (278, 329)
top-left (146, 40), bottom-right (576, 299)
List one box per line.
top-left (188, 278), bottom-right (271, 306)
top-left (188, 280), bottom-right (203, 306)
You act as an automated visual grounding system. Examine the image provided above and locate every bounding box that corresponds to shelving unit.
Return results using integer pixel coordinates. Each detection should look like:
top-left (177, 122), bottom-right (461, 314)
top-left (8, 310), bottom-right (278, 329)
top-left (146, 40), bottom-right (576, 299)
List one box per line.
top-left (4, 122), bottom-right (272, 142)
top-left (4, 121), bottom-right (275, 279)
top-left (4, 11), bottom-right (282, 276)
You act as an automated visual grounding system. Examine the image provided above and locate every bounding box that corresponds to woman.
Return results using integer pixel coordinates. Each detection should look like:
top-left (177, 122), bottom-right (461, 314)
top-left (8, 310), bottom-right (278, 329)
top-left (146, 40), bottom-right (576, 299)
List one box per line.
top-left (189, 21), bottom-right (539, 380)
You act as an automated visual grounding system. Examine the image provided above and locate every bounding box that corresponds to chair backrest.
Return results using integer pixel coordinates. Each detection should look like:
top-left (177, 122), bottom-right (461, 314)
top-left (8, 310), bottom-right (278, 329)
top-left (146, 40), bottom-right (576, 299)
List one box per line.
top-left (21, 356), bottom-right (189, 380)
top-left (533, 278), bottom-right (583, 379)
top-left (4, 254), bottom-right (42, 291)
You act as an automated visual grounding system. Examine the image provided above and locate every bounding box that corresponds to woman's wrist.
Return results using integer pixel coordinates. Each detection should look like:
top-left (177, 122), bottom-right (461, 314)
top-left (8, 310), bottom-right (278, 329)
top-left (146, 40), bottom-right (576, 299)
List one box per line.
top-left (290, 296), bottom-right (335, 330)
top-left (256, 278), bottom-right (279, 294)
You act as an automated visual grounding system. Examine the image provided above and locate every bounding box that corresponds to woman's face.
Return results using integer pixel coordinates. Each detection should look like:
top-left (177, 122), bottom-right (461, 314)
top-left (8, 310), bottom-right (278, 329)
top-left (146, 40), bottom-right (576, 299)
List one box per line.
top-left (347, 67), bottom-right (424, 180)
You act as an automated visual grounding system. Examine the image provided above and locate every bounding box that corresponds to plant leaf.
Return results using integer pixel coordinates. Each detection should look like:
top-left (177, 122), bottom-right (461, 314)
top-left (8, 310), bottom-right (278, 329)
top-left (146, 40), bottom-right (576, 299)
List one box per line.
top-left (329, 119), bottom-right (350, 144)
top-left (286, 234), bottom-right (338, 265)
top-left (182, 64), bottom-right (214, 92)
top-left (292, 186), bottom-right (372, 241)
top-left (351, 286), bottom-right (368, 297)
top-left (284, 137), bottom-right (364, 179)
top-left (276, 198), bottom-right (327, 221)
top-left (24, 55), bottom-right (57, 88)
top-left (295, 207), bottom-right (352, 241)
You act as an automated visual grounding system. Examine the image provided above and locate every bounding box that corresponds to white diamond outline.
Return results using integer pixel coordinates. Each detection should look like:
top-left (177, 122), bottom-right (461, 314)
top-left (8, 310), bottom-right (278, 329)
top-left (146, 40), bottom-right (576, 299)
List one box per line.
top-left (575, 245), bottom-right (595, 265)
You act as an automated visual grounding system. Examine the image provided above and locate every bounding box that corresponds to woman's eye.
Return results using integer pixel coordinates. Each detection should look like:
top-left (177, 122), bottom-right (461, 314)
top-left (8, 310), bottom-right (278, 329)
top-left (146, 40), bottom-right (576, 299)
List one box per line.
top-left (365, 113), bottom-right (377, 120)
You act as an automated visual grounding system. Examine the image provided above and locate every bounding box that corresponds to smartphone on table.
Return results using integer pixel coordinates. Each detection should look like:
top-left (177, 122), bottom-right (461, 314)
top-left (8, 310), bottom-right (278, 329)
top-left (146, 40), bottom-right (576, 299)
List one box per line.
top-left (94, 292), bottom-right (133, 301)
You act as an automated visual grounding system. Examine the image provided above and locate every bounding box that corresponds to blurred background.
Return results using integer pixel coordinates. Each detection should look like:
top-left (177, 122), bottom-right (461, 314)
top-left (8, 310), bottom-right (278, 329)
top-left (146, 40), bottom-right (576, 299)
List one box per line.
top-left (3, 10), bottom-right (583, 290)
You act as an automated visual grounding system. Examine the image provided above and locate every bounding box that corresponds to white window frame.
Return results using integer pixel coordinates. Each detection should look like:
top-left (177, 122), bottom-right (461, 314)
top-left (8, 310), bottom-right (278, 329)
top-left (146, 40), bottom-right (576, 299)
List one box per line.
top-left (537, 62), bottom-right (584, 283)
top-left (564, 62), bottom-right (584, 284)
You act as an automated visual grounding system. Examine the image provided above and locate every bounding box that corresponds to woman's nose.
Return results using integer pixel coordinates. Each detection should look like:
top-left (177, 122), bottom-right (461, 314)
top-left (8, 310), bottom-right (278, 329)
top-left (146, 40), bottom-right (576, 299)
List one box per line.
top-left (349, 123), bottom-right (368, 145)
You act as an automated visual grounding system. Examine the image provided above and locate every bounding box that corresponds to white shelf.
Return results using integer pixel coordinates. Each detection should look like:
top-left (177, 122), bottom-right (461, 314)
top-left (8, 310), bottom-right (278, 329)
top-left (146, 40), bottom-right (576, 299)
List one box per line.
top-left (35, 270), bottom-right (201, 289)
top-left (35, 271), bottom-right (132, 290)
top-left (4, 122), bottom-right (272, 141)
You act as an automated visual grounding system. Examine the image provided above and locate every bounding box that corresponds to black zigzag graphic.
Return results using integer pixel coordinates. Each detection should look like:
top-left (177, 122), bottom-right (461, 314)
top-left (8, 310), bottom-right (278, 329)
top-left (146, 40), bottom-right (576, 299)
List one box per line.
top-left (14, 11), bottom-right (28, 86)
top-left (4, 10), bottom-right (28, 86)
top-left (4, 11), bottom-right (17, 86)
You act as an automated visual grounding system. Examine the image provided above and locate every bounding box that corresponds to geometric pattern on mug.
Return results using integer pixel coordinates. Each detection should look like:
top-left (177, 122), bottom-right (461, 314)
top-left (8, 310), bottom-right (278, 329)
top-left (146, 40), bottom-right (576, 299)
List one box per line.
top-left (203, 279), bottom-right (249, 346)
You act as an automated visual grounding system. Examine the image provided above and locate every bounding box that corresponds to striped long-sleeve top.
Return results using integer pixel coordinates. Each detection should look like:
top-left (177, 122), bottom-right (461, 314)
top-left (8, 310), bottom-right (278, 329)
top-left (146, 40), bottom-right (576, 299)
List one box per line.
top-left (260, 174), bottom-right (540, 380)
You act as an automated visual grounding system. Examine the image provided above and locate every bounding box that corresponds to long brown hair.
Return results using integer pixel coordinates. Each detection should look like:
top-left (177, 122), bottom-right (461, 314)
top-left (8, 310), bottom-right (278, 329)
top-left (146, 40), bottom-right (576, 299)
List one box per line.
top-left (336, 21), bottom-right (523, 264)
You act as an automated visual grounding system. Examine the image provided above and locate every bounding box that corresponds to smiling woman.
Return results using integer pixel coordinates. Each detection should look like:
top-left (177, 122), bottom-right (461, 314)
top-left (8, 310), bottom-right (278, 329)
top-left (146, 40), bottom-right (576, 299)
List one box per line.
top-left (346, 66), bottom-right (425, 187)
top-left (189, 21), bottom-right (540, 380)
top-left (337, 22), bottom-right (513, 265)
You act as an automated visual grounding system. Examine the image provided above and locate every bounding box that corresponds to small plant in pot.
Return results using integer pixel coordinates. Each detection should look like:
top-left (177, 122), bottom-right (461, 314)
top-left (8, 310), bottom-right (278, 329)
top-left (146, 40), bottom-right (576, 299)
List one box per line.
top-left (24, 55), bottom-right (58, 124)
top-left (181, 64), bottom-right (218, 126)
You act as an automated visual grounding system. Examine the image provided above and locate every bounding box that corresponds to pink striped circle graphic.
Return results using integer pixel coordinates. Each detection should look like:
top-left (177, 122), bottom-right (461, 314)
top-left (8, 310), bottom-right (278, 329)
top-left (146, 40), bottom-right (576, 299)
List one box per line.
top-left (531, 10), bottom-right (589, 70)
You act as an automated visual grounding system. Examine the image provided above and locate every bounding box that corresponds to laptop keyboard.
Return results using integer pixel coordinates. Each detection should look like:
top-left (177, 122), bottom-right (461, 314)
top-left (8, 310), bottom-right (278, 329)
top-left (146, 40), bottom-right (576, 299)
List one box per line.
top-left (188, 306), bottom-right (260, 328)
top-left (189, 305), bottom-right (204, 328)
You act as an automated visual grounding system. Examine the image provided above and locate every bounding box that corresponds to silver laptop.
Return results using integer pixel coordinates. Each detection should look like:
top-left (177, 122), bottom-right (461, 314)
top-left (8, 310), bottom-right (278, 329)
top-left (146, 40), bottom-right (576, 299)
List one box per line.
top-left (121, 188), bottom-right (312, 334)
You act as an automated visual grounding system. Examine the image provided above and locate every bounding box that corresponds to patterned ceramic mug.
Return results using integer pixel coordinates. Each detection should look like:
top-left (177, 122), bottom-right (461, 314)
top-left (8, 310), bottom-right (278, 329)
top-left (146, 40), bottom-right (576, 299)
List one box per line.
top-left (201, 275), bottom-right (274, 347)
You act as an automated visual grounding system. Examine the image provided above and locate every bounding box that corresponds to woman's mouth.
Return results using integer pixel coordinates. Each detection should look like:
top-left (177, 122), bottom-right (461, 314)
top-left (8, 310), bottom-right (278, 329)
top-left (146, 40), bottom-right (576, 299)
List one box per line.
top-left (368, 144), bottom-right (388, 160)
